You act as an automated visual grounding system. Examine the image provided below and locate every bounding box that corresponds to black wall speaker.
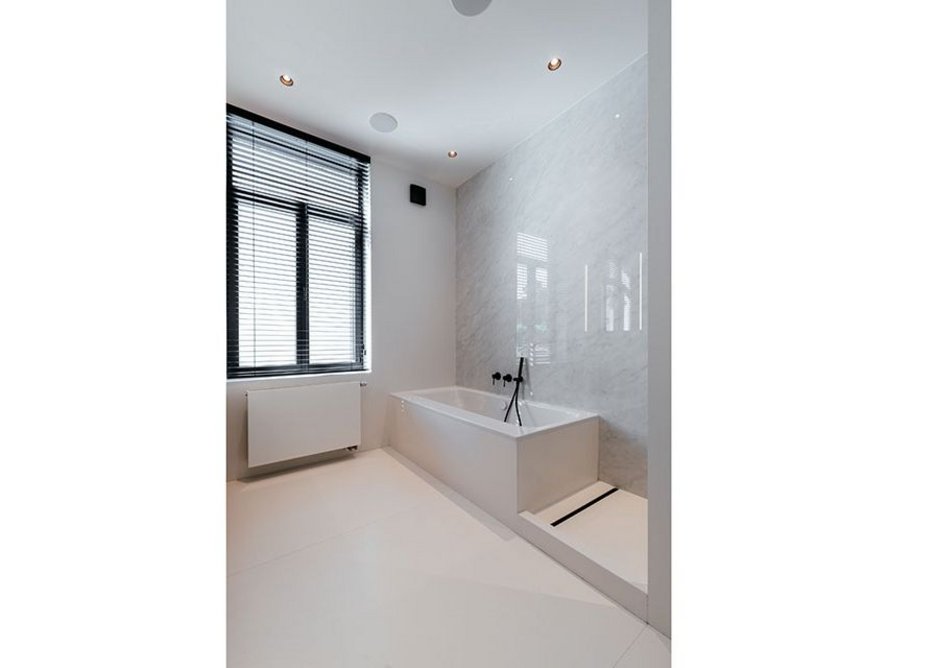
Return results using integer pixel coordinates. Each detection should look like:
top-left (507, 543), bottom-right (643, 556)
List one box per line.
top-left (409, 184), bottom-right (427, 206)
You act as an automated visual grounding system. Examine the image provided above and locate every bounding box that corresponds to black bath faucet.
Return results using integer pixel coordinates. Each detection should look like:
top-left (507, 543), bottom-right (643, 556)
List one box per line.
top-left (503, 357), bottom-right (526, 425)
top-left (491, 372), bottom-right (502, 385)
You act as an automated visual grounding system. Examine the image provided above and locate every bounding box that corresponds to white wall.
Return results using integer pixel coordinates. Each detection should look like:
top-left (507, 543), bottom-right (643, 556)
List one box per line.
top-left (226, 160), bottom-right (456, 480)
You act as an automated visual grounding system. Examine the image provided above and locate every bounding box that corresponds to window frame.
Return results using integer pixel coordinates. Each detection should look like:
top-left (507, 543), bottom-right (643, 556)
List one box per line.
top-left (226, 105), bottom-right (369, 380)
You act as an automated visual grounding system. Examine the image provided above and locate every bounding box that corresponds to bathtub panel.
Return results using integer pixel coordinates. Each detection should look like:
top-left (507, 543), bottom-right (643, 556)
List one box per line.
top-left (517, 418), bottom-right (599, 513)
top-left (389, 395), bottom-right (517, 525)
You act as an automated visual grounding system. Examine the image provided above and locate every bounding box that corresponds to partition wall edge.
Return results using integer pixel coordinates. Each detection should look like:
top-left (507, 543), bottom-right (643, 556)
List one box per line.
top-left (646, 0), bottom-right (672, 638)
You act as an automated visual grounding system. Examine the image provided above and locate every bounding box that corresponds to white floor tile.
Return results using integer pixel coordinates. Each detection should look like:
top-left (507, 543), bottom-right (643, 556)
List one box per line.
top-left (227, 522), bottom-right (431, 668)
top-left (614, 625), bottom-right (671, 668)
top-left (227, 449), bottom-right (438, 574)
top-left (354, 573), bottom-right (642, 668)
top-left (228, 447), bottom-right (646, 667)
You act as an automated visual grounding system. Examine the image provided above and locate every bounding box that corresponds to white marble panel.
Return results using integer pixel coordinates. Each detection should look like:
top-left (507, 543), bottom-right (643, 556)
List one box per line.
top-left (456, 55), bottom-right (648, 494)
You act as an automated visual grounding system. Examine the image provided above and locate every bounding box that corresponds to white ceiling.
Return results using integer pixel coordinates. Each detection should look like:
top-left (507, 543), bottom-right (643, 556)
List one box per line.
top-left (227, 0), bottom-right (647, 188)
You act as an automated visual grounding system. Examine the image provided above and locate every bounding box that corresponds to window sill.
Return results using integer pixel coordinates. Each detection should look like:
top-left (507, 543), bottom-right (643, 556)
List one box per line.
top-left (226, 369), bottom-right (372, 385)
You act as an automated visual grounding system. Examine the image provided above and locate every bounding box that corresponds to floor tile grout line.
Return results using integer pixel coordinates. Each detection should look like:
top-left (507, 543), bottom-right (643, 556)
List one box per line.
top-left (227, 449), bottom-right (445, 577)
top-left (227, 501), bottom-right (425, 579)
top-left (609, 624), bottom-right (650, 667)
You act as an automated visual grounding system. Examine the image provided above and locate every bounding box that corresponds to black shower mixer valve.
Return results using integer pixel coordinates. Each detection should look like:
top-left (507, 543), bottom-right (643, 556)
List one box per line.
top-left (491, 368), bottom-right (524, 388)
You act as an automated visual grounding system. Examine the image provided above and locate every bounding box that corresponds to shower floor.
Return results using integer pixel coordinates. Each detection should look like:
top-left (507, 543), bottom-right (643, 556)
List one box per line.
top-left (534, 482), bottom-right (648, 592)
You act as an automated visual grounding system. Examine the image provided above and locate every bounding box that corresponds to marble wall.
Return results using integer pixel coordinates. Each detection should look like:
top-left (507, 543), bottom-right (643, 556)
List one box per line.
top-left (455, 55), bottom-right (648, 496)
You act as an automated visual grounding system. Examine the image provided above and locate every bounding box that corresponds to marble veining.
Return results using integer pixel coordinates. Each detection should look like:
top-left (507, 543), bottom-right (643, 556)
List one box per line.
top-left (456, 55), bottom-right (648, 496)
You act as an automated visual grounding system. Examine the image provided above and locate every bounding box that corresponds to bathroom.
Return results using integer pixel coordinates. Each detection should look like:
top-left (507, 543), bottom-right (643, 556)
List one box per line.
top-left (224, 0), bottom-right (669, 664)
top-left (10, 0), bottom-right (938, 666)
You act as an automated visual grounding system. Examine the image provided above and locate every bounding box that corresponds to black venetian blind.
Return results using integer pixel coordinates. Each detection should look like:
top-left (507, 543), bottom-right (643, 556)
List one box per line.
top-left (227, 106), bottom-right (370, 378)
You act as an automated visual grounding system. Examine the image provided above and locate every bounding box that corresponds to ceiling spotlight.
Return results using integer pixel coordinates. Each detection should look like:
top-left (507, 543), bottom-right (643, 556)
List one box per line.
top-left (279, 74), bottom-right (294, 87)
top-left (452, 0), bottom-right (492, 17)
top-left (369, 112), bottom-right (398, 133)
top-left (547, 57), bottom-right (562, 72)
top-left (447, 150), bottom-right (458, 158)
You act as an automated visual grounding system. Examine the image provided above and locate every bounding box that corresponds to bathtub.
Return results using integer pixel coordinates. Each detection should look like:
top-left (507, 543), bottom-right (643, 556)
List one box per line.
top-left (388, 386), bottom-right (598, 529)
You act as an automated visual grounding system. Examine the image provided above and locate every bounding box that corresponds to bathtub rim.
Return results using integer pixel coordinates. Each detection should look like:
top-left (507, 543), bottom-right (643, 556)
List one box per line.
top-left (391, 385), bottom-right (598, 440)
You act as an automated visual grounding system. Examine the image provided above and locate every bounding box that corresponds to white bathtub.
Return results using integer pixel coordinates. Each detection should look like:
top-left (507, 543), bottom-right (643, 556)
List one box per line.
top-left (388, 386), bottom-right (599, 528)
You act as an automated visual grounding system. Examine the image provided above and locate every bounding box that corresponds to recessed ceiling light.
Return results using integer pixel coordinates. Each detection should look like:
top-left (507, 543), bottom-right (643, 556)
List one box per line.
top-left (614, 113), bottom-right (621, 119)
top-left (369, 112), bottom-right (398, 133)
top-left (279, 74), bottom-right (294, 87)
top-left (452, 0), bottom-right (492, 17)
top-left (447, 150), bottom-right (458, 158)
top-left (547, 57), bottom-right (562, 72)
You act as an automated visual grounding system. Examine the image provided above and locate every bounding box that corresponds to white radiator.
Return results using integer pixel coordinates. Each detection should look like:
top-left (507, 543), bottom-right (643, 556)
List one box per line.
top-left (247, 382), bottom-right (361, 468)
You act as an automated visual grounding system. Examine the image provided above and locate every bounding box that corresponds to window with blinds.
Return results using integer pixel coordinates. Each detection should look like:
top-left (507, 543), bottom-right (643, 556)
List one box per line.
top-left (227, 106), bottom-right (370, 379)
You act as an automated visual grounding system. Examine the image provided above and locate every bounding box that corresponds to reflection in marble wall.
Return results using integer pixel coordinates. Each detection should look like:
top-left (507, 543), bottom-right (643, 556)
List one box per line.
top-left (456, 55), bottom-right (648, 496)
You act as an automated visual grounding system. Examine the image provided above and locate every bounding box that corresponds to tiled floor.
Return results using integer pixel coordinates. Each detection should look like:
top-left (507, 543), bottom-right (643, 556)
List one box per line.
top-left (228, 448), bottom-right (670, 667)
top-left (536, 482), bottom-right (649, 591)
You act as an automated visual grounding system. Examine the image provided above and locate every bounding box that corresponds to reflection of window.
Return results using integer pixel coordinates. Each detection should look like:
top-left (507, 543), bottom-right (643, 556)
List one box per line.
top-left (227, 106), bottom-right (370, 379)
top-left (535, 267), bottom-right (548, 289)
top-left (605, 284), bottom-right (617, 332)
top-left (622, 269), bottom-right (631, 332)
top-left (604, 261), bottom-right (617, 332)
top-left (603, 260), bottom-right (634, 333)
top-left (516, 232), bottom-right (550, 365)
top-left (517, 233), bottom-right (548, 262)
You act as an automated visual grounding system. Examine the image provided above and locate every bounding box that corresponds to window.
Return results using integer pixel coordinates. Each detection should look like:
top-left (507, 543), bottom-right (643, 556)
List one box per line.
top-left (227, 106), bottom-right (370, 379)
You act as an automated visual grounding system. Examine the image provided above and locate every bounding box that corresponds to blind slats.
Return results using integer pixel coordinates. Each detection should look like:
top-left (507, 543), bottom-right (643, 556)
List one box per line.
top-left (227, 106), bottom-right (370, 379)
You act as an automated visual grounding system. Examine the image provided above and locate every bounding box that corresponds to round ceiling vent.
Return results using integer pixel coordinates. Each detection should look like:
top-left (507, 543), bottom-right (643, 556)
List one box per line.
top-left (451, 0), bottom-right (492, 17)
top-left (369, 112), bottom-right (398, 133)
